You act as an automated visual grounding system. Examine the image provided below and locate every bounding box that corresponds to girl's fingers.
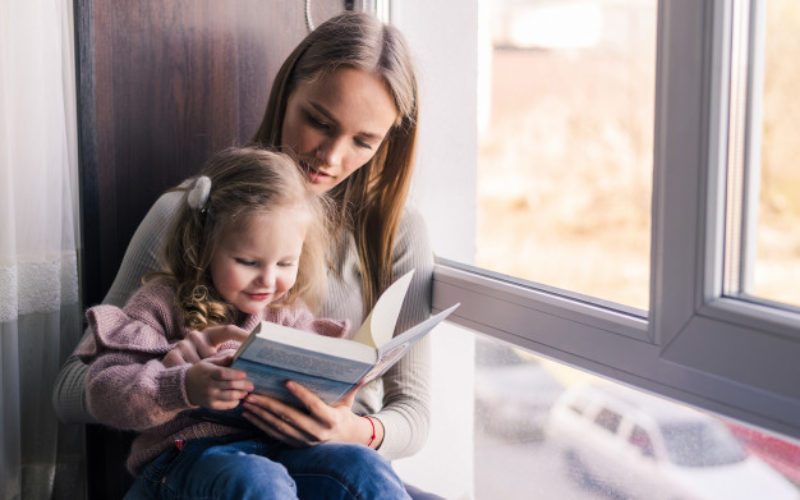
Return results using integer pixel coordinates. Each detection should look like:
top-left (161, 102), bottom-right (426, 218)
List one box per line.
top-left (185, 330), bottom-right (218, 358)
top-left (203, 325), bottom-right (250, 347)
top-left (208, 364), bottom-right (249, 382)
top-left (163, 341), bottom-right (201, 366)
top-left (215, 389), bottom-right (250, 402)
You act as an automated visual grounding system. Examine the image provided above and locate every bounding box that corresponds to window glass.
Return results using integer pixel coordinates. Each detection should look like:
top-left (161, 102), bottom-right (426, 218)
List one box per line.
top-left (628, 425), bottom-right (654, 457)
top-left (473, 333), bottom-right (800, 499)
top-left (477, 0), bottom-right (657, 310)
top-left (752, 0), bottom-right (800, 307)
top-left (593, 408), bottom-right (621, 434)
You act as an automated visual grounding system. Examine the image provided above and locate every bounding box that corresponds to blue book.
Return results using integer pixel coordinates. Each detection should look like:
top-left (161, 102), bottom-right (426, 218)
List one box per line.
top-left (189, 270), bottom-right (459, 425)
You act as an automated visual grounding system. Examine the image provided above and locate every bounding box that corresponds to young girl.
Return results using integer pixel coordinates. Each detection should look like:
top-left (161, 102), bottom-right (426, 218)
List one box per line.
top-left (77, 146), bottom-right (411, 498)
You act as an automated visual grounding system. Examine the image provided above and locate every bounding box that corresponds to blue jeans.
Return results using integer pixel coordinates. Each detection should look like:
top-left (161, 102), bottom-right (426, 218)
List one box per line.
top-left (124, 435), bottom-right (412, 500)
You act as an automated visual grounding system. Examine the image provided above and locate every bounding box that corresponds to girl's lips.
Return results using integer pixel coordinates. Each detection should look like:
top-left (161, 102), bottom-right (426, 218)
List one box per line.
top-left (246, 292), bottom-right (272, 301)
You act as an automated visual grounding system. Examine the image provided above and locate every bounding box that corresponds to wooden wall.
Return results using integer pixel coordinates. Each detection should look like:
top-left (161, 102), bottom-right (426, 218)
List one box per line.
top-left (75, 1), bottom-right (343, 497)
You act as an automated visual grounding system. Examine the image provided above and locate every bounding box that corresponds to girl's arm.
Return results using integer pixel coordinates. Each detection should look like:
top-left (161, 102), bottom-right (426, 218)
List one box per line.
top-left (51, 190), bottom-right (184, 423)
top-left (80, 285), bottom-right (251, 430)
top-left (85, 350), bottom-right (193, 431)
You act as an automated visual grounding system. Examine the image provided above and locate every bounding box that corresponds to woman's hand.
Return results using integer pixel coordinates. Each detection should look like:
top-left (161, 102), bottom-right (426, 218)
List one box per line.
top-left (185, 352), bottom-right (254, 410)
top-left (163, 325), bottom-right (250, 367)
top-left (241, 381), bottom-right (383, 448)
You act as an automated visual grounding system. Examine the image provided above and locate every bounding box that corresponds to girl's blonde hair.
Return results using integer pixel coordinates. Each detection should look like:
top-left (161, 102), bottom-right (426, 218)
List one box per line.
top-left (159, 146), bottom-right (330, 331)
top-left (252, 11), bottom-right (419, 313)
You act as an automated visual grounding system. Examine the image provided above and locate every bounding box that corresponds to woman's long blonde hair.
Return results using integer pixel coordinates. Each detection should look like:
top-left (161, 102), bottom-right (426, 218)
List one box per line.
top-left (158, 147), bottom-right (330, 331)
top-left (252, 11), bottom-right (419, 312)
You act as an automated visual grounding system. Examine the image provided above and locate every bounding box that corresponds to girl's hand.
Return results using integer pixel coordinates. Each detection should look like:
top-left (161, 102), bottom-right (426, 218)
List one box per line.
top-left (185, 353), bottom-right (253, 410)
top-left (241, 382), bottom-right (383, 448)
top-left (163, 325), bottom-right (250, 367)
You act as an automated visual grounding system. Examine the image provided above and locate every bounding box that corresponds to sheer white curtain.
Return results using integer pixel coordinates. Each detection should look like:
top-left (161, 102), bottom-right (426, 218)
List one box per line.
top-left (0, 1), bottom-right (84, 498)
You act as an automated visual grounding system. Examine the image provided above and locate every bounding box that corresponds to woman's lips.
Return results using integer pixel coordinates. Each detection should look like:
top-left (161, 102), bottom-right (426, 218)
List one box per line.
top-left (300, 161), bottom-right (332, 183)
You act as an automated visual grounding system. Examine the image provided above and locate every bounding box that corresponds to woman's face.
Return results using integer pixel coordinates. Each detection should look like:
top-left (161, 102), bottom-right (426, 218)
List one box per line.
top-left (281, 67), bottom-right (399, 194)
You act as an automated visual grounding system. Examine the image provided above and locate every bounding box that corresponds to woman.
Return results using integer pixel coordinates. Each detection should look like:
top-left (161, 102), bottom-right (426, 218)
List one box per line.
top-left (53, 11), bottom-right (435, 498)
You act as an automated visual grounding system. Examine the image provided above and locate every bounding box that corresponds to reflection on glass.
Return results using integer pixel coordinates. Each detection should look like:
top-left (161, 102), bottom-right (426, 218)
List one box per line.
top-left (660, 421), bottom-right (746, 467)
top-left (753, 0), bottom-right (800, 307)
top-left (477, 0), bottom-right (656, 310)
top-left (473, 334), bottom-right (800, 499)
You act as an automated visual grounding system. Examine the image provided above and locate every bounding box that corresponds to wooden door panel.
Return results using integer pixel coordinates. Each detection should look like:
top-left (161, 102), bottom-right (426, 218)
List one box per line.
top-left (76, 2), bottom-right (344, 498)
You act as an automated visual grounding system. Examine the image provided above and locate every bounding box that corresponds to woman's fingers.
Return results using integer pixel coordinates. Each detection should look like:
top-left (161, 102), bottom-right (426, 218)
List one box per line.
top-left (284, 381), bottom-right (331, 417)
top-left (335, 383), bottom-right (360, 409)
top-left (241, 401), bottom-right (318, 447)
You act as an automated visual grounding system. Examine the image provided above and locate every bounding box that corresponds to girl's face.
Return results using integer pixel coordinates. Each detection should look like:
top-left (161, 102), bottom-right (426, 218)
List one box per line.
top-left (209, 207), bottom-right (307, 315)
top-left (281, 67), bottom-right (399, 194)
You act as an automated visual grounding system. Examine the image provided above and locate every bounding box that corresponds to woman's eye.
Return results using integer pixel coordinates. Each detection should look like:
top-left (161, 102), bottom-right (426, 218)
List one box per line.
top-left (354, 138), bottom-right (373, 150)
top-left (305, 112), bottom-right (328, 129)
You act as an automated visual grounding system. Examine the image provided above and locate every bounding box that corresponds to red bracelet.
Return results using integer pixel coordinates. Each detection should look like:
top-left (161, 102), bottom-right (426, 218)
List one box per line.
top-left (362, 415), bottom-right (376, 447)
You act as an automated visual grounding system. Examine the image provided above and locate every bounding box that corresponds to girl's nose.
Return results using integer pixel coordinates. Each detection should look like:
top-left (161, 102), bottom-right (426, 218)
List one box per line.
top-left (257, 266), bottom-right (275, 288)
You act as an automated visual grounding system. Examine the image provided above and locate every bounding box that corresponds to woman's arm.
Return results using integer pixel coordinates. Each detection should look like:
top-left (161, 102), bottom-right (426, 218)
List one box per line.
top-left (51, 190), bottom-right (184, 423)
top-left (369, 207), bottom-right (434, 460)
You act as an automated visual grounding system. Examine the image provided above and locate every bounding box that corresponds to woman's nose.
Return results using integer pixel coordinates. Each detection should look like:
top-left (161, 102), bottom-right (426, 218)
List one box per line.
top-left (316, 136), bottom-right (346, 167)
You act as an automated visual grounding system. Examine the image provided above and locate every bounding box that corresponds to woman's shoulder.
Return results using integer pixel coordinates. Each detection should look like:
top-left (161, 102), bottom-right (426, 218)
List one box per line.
top-left (147, 185), bottom-right (187, 221)
top-left (396, 205), bottom-right (430, 245)
top-left (392, 204), bottom-right (434, 276)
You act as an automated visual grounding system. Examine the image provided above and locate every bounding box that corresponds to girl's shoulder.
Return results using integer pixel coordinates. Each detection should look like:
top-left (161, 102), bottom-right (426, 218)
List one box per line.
top-left (122, 278), bottom-right (184, 334)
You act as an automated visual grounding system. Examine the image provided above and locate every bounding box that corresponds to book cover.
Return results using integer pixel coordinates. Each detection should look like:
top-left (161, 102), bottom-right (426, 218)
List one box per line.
top-left (189, 270), bottom-right (459, 424)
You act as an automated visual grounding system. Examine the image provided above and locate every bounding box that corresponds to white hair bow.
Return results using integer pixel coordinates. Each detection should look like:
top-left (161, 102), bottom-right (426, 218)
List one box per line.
top-left (187, 176), bottom-right (212, 211)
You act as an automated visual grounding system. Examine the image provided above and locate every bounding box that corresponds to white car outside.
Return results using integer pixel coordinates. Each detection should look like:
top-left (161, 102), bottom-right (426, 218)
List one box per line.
top-left (544, 382), bottom-right (800, 500)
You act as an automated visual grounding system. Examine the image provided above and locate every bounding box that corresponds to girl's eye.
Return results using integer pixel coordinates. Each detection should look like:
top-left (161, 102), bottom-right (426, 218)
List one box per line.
top-left (235, 258), bottom-right (257, 267)
top-left (278, 261), bottom-right (297, 268)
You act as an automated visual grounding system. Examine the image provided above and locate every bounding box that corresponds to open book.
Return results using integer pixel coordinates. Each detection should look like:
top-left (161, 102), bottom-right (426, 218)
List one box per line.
top-left (189, 270), bottom-right (458, 425)
top-left (229, 269), bottom-right (459, 408)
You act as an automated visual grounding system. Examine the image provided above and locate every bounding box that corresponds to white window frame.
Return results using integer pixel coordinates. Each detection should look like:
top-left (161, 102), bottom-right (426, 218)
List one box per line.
top-left (411, 0), bottom-right (800, 442)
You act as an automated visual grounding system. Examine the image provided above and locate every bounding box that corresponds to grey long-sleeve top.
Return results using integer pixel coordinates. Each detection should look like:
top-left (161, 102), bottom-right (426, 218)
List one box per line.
top-left (52, 188), bottom-right (434, 460)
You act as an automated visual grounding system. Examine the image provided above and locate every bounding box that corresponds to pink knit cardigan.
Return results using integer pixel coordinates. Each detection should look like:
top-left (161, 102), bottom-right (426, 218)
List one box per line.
top-left (77, 281), bottom-right (348, 474)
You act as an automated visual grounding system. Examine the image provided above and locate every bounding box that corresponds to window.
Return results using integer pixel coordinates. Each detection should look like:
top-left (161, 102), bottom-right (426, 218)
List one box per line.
top-left (477, 0), bottom-right (656, 311)
top-left (723, 0), bottom-right (800, 308)
top-left (628, 425), bottom-right (654, 457)
top-left (594, 408), bottom-right (622, 435)
top-left (470, 333), bottom-right (800, 500)
top-left (397, 0), bottom-right (800, 439)
top-left (390, 0), bottom-right (800, 497)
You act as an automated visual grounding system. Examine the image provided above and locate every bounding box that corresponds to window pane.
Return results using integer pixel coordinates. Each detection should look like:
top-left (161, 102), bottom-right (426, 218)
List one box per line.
top-left (473, 334), bottom-right (800, 499)
top-left (477, 0), bottom-right (656, 310)
top-left (752, 0), bottom-right (800, 307)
